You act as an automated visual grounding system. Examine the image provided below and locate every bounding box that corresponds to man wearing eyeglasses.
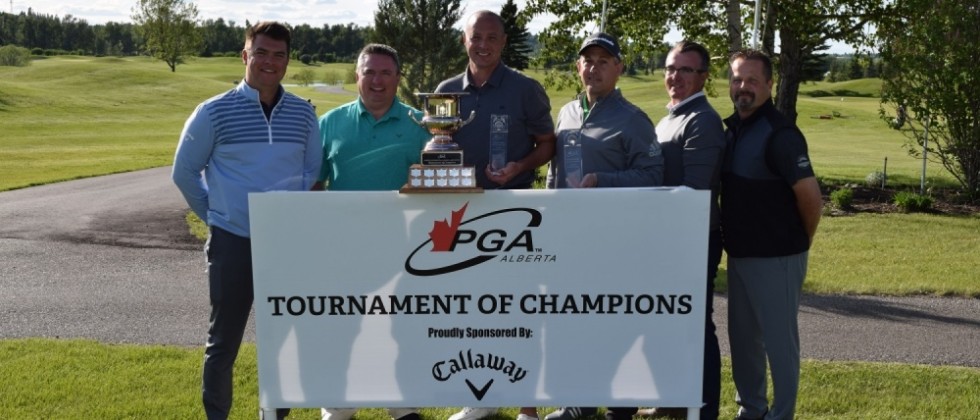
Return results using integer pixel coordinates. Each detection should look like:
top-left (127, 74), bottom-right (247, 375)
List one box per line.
top-left (635, 41), bottom-right (726, 420)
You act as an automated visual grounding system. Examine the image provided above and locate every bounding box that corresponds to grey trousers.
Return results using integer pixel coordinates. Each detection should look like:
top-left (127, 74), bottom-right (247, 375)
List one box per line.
top-left (202, 226), bottom-right (255, 420)
top-left (202, 227), bottom-right (290, 420)
top-left (727, 252), bottom-right (808, 420)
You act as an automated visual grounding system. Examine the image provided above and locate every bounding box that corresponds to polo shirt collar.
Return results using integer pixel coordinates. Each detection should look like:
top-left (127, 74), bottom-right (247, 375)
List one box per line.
top-left (726, 98), bottom-right (776, 128)
top-left (356, 97), bottom-right (405, 123)
top-left (236, 80), bottom-right (283, 105)
top-left (462, 63), bottom-right (508, 90)
top-left (667, 91), bottom-right (705, 114)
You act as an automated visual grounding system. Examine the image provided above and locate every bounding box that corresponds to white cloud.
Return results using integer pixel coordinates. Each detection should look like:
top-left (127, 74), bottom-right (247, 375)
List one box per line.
top-left (18, 0), bottom-right (553, 31)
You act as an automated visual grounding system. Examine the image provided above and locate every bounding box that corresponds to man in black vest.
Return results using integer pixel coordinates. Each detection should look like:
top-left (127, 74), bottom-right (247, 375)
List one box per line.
top-left (721, 49), bottom-right (822, 420)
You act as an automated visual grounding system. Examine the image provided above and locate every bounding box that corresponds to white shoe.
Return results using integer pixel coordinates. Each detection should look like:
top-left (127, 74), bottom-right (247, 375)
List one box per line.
top-left (516, 414), bottom-right (539, 420)
top-left (322, 408), bottom-right (357, 420)
top-left (448, 407), bottom-right (497, 420)
top-left (543, 407), bottom-right (596, 420)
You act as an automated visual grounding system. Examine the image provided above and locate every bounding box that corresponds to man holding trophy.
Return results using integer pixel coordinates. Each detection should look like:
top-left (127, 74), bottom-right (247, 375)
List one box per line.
top-left (434, 10), bottom-right (556, 190)
top-left (539, 31), bottom-right (664, 420)
top-left (438, 9), bottom-right (556, 420)
top-left (546, 32), bottom-right (663, 189)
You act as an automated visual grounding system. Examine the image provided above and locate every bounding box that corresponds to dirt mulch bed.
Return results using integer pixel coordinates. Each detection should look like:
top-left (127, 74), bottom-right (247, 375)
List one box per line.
top-left (825, 186), bottom-right (980, 216)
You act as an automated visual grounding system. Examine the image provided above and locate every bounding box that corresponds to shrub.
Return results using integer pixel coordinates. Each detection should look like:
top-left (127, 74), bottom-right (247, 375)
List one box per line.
top-left (292, 68), bottom-right (316, 86)
top-left (324, 69), bottom-right (353, 85)
top-left (893, 191), bottom-right (933, 213)
top-left (830, 188), bottom-right (854, 210)
top-left (299, 54), bottom-right (313, 65)
top-left (865, 170), bottom-right (885, 188)
top-left (0, 45), bottom-right (32, 67)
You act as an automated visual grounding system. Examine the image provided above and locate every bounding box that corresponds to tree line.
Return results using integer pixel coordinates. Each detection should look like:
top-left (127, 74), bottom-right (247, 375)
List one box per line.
top-left (2, 0), bottom-right (977, 197)
top-left (0, 9), bottom-right (370, 61)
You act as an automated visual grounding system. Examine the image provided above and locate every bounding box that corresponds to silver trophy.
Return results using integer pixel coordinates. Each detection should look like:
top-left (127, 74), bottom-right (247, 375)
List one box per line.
top-left (402, 92), bottom-right (480, 191)
top-left (410, 93), bottom-right (476, 165)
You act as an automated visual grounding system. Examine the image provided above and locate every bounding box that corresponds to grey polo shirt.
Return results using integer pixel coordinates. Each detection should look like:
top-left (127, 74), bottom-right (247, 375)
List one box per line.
top-left (547, 89), bottom-right (663, 188)
top-left (435, 64), bottom-right (554, 189)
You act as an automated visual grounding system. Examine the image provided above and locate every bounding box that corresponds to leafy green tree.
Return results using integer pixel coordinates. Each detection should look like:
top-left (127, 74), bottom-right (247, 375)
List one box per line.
top-left (522, 0), bottom-right (889, 123)
top-left (131, 0), bottom-right (201, 72)
top-left (372, 0), bottom-right (467, 107)
top-left (0, 44), bottom-right (31, 66)
top-left (879, 0), bottom-right (980, 198)
top-left (500, 0), bottom-right (532, 70)
top-left (292, 68), bottom-right (316, 86)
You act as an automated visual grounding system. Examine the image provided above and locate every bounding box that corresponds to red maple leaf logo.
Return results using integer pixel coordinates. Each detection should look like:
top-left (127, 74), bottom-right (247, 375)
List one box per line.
top-left (429, 202), bottom-right (468, 251)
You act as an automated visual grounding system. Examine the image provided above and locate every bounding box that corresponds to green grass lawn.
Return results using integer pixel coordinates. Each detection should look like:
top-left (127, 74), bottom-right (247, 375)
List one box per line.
top-left (805, 213), bottom-right (980, 296)
top-left (0, 56), bottom-right (957, 191)
top-left (0, 56), bottom-right (357, 191)
top-left (3, 339), bottom-right (977, 419)
top-left (2, 56), bottom-right (978, 419)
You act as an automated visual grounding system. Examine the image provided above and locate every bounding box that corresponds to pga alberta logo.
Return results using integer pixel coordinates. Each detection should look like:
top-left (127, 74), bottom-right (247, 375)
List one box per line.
top-left (404, 202), bottom-right (555, 276)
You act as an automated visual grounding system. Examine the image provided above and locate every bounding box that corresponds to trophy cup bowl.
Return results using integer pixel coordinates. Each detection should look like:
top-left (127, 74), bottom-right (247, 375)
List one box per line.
top-left (410, 93), bottom-right (475, 153)
top-left (401, 92), bottom-right (481, 193)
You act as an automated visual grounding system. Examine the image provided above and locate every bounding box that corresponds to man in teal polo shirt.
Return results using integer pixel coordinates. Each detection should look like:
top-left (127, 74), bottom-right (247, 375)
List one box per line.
top-left (314, 43), bottom-right (425, 420)
top-left (313, 43), bottom-right (430, 191)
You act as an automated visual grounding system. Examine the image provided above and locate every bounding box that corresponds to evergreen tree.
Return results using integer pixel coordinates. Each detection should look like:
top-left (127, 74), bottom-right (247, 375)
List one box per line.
top-left (848, 54), bottom-right (864, 80)
top-left (499, 0), bottom-right (532, 70)
top-left (799, 45), bottom-right (830, 83)
top-left (372, 0), bottom-right (467, 108)
top-left (826, 56), bottom-right (843, 82)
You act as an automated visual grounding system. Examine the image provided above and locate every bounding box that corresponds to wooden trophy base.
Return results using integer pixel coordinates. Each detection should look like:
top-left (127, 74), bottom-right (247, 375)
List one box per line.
top-left (399, 164), bottom-right (483, 194)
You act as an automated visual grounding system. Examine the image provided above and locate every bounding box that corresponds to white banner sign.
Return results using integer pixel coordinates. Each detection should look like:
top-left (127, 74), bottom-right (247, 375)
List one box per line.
top-left (249, 188), bottom-right (708, 409)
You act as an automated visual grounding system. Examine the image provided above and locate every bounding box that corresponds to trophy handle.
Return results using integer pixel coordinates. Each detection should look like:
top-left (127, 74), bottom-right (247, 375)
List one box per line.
top-left (409, 110), bottom-right (425, 127)
top-left (459, 110), bottom-right (476, 129)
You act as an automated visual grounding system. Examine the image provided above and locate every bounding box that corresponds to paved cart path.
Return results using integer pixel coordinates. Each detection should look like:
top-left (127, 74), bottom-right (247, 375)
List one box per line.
top-left (1, 167), bottom-right (977, 367)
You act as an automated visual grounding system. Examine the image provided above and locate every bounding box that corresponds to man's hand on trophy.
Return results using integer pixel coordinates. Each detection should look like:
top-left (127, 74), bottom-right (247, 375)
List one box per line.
top-left (564, 172), bottom-right (597, 188)
top-left (486, 161), bottom-right (520, 186)
top-left (578, 173), bottom-right (598, 188)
